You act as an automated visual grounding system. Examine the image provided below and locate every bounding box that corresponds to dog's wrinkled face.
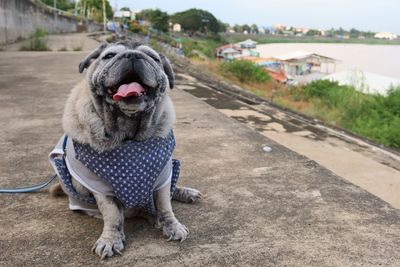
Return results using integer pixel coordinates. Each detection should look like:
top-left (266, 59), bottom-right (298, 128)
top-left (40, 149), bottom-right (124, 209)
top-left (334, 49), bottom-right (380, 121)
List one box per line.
top-left (79, 41), bottom-right (174, 116)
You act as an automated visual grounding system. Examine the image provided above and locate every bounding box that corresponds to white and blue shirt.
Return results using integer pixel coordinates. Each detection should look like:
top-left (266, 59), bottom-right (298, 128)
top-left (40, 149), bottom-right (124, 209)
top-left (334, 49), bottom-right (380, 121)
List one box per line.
top-left (49, 132), bottom-right (180, 215)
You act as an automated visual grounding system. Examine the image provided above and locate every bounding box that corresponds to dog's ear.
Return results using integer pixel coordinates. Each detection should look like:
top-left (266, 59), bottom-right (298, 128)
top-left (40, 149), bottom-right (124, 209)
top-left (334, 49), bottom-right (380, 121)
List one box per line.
top-left (78, 43), bottom-right (108, 73)
top-left (159, 54), bottom-right (175, 89)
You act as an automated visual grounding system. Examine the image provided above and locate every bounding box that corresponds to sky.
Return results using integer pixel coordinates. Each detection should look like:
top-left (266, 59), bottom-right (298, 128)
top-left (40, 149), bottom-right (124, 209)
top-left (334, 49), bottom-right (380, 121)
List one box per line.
top-left (109, 0), bottom-right (399, 34)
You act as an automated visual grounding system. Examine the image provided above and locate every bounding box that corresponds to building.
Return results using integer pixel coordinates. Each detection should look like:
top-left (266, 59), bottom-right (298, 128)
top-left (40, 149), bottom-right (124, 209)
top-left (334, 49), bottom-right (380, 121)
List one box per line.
top-left (215, 44), bottom-right (242, 59)
top-left (294, 27), bottom-right (310, 34)
top-left (273, 24), bottom-right (284, 31)
top-left (374, 32), bottom-right (398, 40)
top-left (172, 23), bottom-right (181, 32)
top-left (237, 39), bottom-right (258, 49)
top-left (220, 47), bottom-right (241, 60)
top-left (274, 51), bottom-right (338, 74)
top-left (264, 51), bottom-right (339, 84)
top-left (114, 10), bottom-right (131, 19)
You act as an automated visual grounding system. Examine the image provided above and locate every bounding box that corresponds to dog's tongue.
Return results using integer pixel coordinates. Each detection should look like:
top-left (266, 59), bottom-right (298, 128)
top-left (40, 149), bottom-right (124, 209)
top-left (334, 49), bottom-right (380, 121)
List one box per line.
top-left (113, 82), bottom-right (145, 102)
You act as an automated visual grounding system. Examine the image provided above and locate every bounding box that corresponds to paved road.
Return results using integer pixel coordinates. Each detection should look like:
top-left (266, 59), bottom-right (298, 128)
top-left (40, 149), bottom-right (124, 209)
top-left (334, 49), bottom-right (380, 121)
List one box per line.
top-left (1, 47), bottom-right (400, 266)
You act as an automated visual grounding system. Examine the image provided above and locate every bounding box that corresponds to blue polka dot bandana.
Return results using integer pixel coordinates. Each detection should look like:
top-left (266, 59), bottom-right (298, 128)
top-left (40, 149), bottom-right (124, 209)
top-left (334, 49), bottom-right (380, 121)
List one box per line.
top-left (54, 132), bottom-right (180, 214)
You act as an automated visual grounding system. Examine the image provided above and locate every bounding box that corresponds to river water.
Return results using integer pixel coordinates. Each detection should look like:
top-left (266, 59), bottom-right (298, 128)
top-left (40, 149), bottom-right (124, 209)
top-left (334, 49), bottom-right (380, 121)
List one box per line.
top-left (254, 43), bottom-right (400, 79)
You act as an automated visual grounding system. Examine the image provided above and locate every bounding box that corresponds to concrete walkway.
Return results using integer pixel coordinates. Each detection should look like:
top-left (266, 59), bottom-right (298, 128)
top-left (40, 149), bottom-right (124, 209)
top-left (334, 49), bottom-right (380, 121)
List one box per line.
top-left (1, 51), bottom-right (400, 266)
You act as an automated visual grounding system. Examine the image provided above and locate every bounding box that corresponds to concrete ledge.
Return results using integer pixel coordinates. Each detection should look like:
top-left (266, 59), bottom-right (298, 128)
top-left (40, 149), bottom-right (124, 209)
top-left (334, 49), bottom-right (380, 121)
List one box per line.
top-left (1, 52), bottom-right (400, 266)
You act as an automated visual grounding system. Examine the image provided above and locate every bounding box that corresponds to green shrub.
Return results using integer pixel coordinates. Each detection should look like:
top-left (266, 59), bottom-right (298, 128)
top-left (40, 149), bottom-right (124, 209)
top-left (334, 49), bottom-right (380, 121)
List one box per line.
top-left (181, 38), bottom-right (221, 59)
top-left (72, 46), bottom-right (82, 51)
top-left (221, 60), bottom-right (271, 83)
top-left (302, 80), bottom-right (400, 148)
top-left (20, 28), bottom-right (50, 51)
top-left (303, 79), bottom-right (358, 108)
top-left (342, 87), bottom-right (400, 148)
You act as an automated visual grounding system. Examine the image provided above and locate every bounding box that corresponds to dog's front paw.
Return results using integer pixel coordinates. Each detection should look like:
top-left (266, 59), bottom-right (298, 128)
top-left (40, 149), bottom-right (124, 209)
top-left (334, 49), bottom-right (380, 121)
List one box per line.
top-left (172, 187), bottom-right (203, 203)
top-left (92, 232), bottom-right (125, 259)
top-left (163, 219), bottom-right (189, 242)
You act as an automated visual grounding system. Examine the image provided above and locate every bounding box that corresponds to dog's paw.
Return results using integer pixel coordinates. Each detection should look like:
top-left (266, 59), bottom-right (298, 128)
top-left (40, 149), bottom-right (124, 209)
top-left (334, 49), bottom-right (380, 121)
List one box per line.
top-left (92, 232), bottom-right (125, 259)
top-left (163, 219), bottom-right (189, 242)
top-left (172, 187), bottom-right (203, 204)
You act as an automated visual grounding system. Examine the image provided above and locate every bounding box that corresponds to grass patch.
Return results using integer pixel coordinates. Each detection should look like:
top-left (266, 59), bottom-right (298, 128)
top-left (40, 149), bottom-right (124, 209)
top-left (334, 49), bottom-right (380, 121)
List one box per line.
top-left (72, 46), bottom-right (82, 51)
top-left (221, 60), bottom-right (271, 83)
top-left (301, 80), bottom-right (400, 148)
top-left (222, 34), bottom-right (400, 46)
top-left (180, 38), bottom-right (223, 59)
top-left (19, 28), bottom-right (50, 51)
top-left (195, 59), bottom-right (399, 148)
top-left (58, 47), bottom-right (68, 51)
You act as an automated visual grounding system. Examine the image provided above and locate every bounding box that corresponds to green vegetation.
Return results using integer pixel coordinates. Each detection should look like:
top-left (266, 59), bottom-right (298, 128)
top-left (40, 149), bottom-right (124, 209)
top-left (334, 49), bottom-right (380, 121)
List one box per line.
top-left (137, 9), bottom-right (170, 32)
top-left (19, 28), bottom-right (50, 51)
top-left (76, 0), bottom-right (113, 22)
top-left (41, 0), bottom-right (75, 11)
top-left (72, 45), bottom-right (82, 51)
top-left (299, 80), bottom-right (400, 148)
top-left (171, 8), bottom-right (221, 34)
top-left (191, 58), bottom-right (399, 148)
top-left (221, 60), bottom-right (271, 83)
top-left (180, 38), bottom-right (223, 59)
top-left (223, 34), bottom-right (400, 46)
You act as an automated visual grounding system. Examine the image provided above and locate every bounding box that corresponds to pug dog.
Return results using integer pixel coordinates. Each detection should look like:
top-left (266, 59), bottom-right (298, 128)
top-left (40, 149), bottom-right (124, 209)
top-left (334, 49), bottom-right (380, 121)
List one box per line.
top-left (49, 41), bottom-right (202, 259)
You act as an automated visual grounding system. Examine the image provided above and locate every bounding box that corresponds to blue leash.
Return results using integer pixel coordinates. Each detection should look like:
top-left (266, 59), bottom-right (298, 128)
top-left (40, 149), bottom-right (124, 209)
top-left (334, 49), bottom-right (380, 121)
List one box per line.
top-left (0, 174), bottom-right (57, 193)
top-left (0, 136), bottom-right (67, 194)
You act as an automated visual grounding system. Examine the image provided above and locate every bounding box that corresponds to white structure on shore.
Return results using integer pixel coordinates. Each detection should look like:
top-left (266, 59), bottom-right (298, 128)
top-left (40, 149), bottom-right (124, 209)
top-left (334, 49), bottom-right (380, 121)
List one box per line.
top-left (269, 51), bottom-right (339, 84)
top-left (237, 39), bottom-right (258, 49)
top-left (374, 32), bottom-right (398, 40)
top-left (323, 70), bottom-right (400, 95)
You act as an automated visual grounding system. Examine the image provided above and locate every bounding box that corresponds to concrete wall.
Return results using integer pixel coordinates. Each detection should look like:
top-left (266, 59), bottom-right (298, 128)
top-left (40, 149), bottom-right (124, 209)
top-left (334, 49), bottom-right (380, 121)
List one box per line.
top-left (0, 0), bottom-right (100, 45)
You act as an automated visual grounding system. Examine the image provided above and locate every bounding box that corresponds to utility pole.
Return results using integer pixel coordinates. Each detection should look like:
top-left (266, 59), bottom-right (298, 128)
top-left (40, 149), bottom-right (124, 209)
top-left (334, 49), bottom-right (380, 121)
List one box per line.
top-left (102, 0), bottom-right (106, 32)
top-left (74, 0), bottom-right (78, 16)
top-left (53, 0), bottom-right (57, 30)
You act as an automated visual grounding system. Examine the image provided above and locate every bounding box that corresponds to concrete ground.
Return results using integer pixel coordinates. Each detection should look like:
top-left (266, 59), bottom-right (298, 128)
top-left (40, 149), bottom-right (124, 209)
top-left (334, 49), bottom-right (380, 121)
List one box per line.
top-left (1, 44), bottom-right (400, 266)
top-left (174, 71), bottom-right (400, 209)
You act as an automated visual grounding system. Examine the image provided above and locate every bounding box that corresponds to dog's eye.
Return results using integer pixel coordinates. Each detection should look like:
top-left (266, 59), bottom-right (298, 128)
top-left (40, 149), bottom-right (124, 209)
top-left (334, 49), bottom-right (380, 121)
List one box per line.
top-left (102, 53), bottom-right (116, 60)
top-left (147, 53), bottom-right (160, 62)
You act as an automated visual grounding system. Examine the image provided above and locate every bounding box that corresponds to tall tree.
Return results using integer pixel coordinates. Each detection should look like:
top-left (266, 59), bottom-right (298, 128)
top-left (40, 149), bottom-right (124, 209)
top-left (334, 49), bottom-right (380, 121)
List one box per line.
top-left (137, 9), bottom-right (169, 32)
top-left (77, 0), bottom-right (113, 22)
top-left (251, 24), bottom-right (259, 34)
top-left (41, 0), bottom-right (75, 11)
top-left (233, 24), bottom-right (243, 33)
top-left (218, 21), bottom-right (229, 33)
top-left (349, 28), bottom-right (360, 38)
top-left (242, 24), bottom-right (251, 33)
top-left (171, 9), bottom-right (220, 34)
top-left (148, 9), bottom-right (170, 32)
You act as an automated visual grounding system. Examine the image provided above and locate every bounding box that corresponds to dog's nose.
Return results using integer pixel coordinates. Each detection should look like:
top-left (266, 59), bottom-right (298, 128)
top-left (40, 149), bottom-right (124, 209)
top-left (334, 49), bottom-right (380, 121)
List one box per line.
top-left (123, 53), bottom-right (140, 60)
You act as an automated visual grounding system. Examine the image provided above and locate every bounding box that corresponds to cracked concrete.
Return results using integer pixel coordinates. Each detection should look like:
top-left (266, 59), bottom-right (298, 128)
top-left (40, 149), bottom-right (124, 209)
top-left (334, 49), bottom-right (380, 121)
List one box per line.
top-left (174, 72), bottom-right (400, 209)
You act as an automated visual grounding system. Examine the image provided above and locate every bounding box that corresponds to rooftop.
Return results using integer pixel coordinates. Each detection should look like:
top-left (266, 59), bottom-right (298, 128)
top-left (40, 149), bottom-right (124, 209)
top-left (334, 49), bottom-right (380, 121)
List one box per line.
top-left (273, 51), bottom-right (338, 62)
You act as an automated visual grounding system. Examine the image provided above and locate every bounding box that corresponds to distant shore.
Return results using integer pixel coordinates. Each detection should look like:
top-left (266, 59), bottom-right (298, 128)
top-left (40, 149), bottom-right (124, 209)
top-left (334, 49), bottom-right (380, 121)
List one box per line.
top-left (254, 43), bottom-right (400, 79)
top-left (222, 33), bottom-right (400, 46)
